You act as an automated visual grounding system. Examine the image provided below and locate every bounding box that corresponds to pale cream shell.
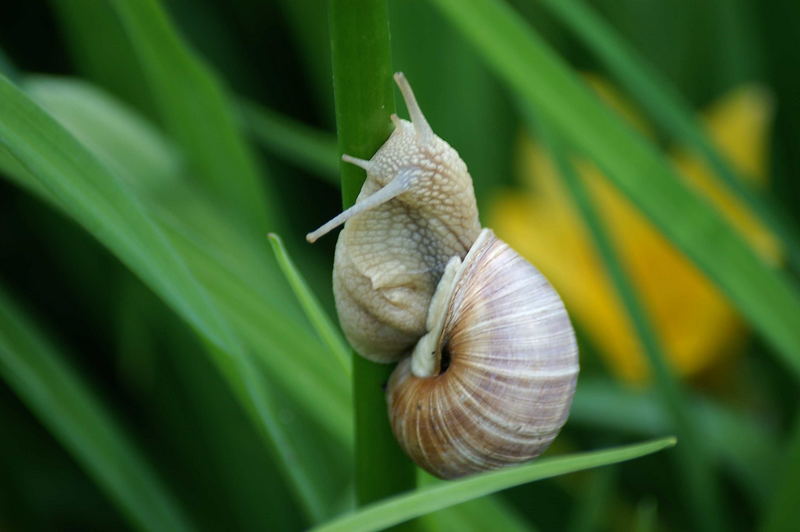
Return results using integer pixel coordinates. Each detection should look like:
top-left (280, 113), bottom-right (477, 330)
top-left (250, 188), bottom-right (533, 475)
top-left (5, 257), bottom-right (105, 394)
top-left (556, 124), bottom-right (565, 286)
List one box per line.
top-left (387, 229), bottom-right (579, 479)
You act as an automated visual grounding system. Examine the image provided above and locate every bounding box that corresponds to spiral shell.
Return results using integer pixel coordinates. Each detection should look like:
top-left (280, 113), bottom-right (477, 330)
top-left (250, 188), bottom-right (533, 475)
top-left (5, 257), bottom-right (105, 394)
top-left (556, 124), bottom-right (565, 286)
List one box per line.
top-left (386, 229), bottom-right (579, 479)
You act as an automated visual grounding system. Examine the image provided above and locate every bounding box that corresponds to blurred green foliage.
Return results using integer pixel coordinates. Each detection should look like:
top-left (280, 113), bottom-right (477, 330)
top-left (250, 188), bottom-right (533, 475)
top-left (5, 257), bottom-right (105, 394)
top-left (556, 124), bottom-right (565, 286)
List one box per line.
top-left (0, 0), bottom-right (798, 531)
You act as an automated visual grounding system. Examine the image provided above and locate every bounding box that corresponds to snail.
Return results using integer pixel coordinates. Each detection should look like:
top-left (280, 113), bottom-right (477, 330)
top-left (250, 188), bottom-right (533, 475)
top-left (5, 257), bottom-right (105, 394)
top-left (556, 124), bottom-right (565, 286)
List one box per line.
top-left (307, 73), bottom-right (578, 479)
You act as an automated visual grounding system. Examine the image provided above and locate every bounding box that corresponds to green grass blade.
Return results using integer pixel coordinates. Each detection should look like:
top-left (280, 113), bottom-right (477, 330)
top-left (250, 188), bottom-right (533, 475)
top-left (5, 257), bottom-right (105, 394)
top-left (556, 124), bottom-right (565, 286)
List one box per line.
top-left (538, 0), bottom-right (800, 271)
top-left (239, 100), bottom-right (339, 184)
top-left (107, 0), bottom-right (277, 232)
top-left (0, 74), bottom-right (346, 521)
top-left (329, 0), bottom-right (418, 507)
top-left (429, 0), bottom-right (800, 381)
top-left (14, 74), bottom-right (351, 439)
top-left (18, 77), bottom-right (351, 445)
top-left (24, 75), bottom-right (181, 191)
top-left (268, 233), bottom-right (351, 373)
top-left (0, 287), bottom-right (193, 532)
top-left (634, 499), bottom-right (659, 532)
top-left (312, 438), bottom-right (676, 532)
top-left (534, 114), bottom-right (724, 531)
top-left (571, 378), bottom-right (778, 506)
top-left (49, 0), bottom-right (157, 117)
top-left (761, 417), bottom-right (800, 532)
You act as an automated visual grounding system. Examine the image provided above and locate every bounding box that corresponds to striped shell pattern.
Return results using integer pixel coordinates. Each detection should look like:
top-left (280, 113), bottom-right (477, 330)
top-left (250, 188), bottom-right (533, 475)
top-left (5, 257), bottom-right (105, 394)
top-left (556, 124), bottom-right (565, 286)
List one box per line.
top-left (387, 229), bottom-right (579, 478)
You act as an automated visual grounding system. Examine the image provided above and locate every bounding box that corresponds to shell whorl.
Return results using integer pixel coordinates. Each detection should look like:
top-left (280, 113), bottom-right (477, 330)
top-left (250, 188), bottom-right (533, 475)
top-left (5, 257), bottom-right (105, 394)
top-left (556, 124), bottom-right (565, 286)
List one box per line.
top-left (387, 229), bottom-right (579, 479)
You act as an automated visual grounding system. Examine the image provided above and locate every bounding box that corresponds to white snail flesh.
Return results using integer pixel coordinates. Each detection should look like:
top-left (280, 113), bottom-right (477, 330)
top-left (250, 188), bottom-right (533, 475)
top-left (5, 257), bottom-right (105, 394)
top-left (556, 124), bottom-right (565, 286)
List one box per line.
top-left (307, 73), bottom-right (578, 479)
top-left (307, 74), bottom-right (481, 362)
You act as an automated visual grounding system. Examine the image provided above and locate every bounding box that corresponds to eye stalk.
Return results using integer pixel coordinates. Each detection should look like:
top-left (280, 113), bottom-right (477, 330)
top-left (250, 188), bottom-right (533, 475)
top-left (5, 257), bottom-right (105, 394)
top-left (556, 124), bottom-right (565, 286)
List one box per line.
top-left (307, 74), bottom-right (578, 479)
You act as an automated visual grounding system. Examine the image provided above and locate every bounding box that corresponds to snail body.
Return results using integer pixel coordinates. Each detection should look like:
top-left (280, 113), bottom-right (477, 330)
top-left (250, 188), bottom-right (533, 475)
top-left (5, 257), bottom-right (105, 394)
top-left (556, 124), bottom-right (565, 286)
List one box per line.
top-left (307, 74), bottom-right (480, 362)
top-left (307, 73), bottom-right (578, 479)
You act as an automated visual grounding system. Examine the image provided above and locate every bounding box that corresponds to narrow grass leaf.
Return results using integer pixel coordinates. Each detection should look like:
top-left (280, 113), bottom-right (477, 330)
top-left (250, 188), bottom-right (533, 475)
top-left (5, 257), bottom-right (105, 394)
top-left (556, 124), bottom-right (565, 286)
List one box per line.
top-left (0, 287), bottom-right (192, 532)
top-left (268, 233), bottom-right (351, 373)
top-left (24, 76), bottom-right (181, 191)
top-left (107, 0), bottom-right (277, 232)
top-left (761, 417), bottom-right (800, 532)
top-left (429, 0), bottom-right (800, 381)
top-left (239, 100), bottom-right (339, 184)
top-left (12, 74), bottom-right (351, 441)
top-left (634, 499), bottom-right (659, 532)
top-left (538, 0), bottom-right (800, 270)
top-left (571, 378), bottom-right (778, 506)
top-left (0, 75), bottom-right (346, 521)
top-left (312, 438), bottom-right (676, 532)
top-left (533, 114), bottom-right (723, 531)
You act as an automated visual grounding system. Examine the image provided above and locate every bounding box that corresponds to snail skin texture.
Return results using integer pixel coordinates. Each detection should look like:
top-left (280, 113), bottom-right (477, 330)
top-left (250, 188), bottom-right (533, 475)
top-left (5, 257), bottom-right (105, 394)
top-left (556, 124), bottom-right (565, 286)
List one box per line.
top-left (308, 73), bottom-right (578, 479)
top-left (307, 73), bottom-right (481, 362)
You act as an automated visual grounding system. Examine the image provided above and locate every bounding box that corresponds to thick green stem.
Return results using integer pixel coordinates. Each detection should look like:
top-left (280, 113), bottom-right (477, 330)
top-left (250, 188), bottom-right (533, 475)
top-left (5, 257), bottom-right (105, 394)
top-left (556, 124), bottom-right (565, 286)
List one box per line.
top-left (328, 0), bottom-right (417, 506)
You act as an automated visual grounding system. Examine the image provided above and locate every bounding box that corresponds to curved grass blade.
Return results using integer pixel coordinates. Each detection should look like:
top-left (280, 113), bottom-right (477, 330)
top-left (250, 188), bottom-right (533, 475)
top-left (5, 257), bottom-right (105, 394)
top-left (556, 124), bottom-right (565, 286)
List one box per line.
top-left (15, 77), bottom-right (350, 429)
top-left (239, 100), bottom-right (339, 184)
top-left (533, 114), bottom-right (723, 531)
top-left (761, 417), bottom-right (800, 532)
top-left (312, 438), bottom-right (676, 532)
top-left (538, 0), bottom-right (800, 271)
top-left (571, 378), bottom-right (778, 506)
top-left (107, 0), bottom-right (278, 232)
top-left (268, 233), bottom-right (351, 373)
top-left (429, 0), bottom-right (800, 381)
top-left (24, 75), bottom-right (181, 191)
top-left (0, 74), bottom-right (346, 521)
top-left (0, 287), bottom-right (193, 532)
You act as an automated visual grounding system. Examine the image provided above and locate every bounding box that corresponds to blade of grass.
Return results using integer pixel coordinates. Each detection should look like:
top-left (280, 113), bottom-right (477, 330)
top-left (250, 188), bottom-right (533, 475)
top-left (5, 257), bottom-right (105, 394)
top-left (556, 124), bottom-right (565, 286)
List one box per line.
top-left (571, 378), bottom-right (778, 506)
top-left (14, 74), bottom-right (352, 443)
top-left (429, 0), bottom-right (800, 381)
top-left (0, 287), bottom-right (193, 532)
top-left (538, 0), bottom-right (800, 271)
top-left (634, 499), bottom-right (659, 532)
top-left (49, 0), bottom-right (158, 118)
top-left (567, 468), bottom-right (615, 532)
top-left (0, 74), bottom-right (346, 521)
top-left (0, 47), bottom-right (17, 80)
top-left (239, 100), bottom-right (340, 184)
top-left (532, 114), bottom-right (724, 531)
top-left (24, 76), bottom-right (181, 191)
top-left (268, 233), bottom-right (351, 373)
top-left (312, 438), bottom-right (676, 532)
top-left (761, 416), bottom-right (800, 532)
top-left (329, 0), bottom-right (418, 506)
top-left (106, 0), bottom-right (278, 233)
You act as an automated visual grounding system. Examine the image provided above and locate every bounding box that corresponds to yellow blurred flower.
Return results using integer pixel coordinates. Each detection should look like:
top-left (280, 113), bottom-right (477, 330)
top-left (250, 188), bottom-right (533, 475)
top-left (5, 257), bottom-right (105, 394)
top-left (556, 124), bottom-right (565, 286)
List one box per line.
top-left (489, 79), bottom-right (777, 383)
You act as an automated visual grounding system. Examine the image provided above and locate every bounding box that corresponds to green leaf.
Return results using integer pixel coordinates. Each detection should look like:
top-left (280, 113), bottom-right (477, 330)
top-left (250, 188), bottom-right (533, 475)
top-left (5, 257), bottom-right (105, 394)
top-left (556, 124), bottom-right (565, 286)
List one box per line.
top-left (312, 438), bottom-right (676, 532)
top-left (107, 0), bottom-right (278, 232)
top-left (239, 99), bottom-right (339, 184)
top-left (429, 0), bottom-right (800, 381)
top-left (571, 378), bottom-right (779, 506)
top-left (0, 287), bottom-right (193, 532)
top-left (537, 0), bottom-right (800, 270)
top-left (761, 417), bottom-right (800, 532)
top-left (24, 75), bottom-right (181, 192)
top-left (531, 112), bottom-right (724, 531)
top-left (268, 233), bottom-right (351, 373)
top-left (0, 74), bottom-right (348, 521)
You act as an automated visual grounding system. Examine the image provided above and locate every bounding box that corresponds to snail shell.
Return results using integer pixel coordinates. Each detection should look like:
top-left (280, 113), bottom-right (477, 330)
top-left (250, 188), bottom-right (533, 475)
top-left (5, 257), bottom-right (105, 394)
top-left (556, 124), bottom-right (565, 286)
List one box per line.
top-left (387, 229), bottom-right (579, 479)
top-left (307, 73), bottom-right (481, 362)
top-left (307, 72), bottom-right (579, 479)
